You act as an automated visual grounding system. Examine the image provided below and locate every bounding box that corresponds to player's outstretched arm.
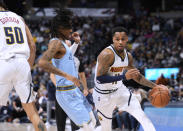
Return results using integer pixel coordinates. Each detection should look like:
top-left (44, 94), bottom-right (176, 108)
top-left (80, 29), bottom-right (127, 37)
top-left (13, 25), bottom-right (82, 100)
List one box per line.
top-left (127, 53), bottom-right (157, 88)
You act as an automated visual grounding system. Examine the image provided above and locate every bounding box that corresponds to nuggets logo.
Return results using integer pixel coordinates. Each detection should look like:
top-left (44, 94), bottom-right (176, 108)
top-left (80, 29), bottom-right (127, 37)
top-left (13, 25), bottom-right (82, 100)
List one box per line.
top-left (110, 67), bottom-right (124, 72)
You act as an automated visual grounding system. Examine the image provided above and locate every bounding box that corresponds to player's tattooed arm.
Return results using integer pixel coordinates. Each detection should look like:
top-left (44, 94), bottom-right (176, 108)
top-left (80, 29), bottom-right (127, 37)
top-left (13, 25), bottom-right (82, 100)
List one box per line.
top-left (97, 49), bottom-right (114, 76)
top-left (126, 52), bottom-right (157, 88)
top-left (134, 74), bottom-right (156, 88)
top-left (38, 40), bottom-right (68, 78)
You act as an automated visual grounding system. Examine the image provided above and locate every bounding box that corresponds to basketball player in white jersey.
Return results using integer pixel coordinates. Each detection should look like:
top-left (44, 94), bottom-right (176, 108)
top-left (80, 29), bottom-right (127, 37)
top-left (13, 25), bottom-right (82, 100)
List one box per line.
top-left (93, 27), bottom-right (157, 131)
top-left (0, 1), bottom-right (46, 131)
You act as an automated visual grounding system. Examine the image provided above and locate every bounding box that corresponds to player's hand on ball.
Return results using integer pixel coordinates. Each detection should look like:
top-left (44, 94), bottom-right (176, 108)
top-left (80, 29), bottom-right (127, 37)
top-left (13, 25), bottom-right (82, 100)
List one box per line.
top-left (72, 32), bottom-right (80, 44)
top-left (158, 84), bottom-right (169, 91)
top-left (125, 69), bottom-right (140, 80)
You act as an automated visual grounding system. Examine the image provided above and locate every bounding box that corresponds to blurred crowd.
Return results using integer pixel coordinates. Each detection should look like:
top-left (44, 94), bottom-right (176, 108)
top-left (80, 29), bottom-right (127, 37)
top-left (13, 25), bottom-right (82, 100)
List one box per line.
top-left (0, 8), bottom-right (183, 130)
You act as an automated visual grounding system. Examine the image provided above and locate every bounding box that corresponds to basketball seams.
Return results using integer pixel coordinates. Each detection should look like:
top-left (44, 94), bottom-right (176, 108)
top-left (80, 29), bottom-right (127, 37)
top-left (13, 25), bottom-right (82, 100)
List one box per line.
top-left (149, 86), bottom-right (170, 108)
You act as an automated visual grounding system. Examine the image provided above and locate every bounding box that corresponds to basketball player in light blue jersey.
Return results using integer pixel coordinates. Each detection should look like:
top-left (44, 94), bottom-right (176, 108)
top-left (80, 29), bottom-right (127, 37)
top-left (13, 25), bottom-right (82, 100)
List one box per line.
top-left (38, 9), bottom-right (96, 131)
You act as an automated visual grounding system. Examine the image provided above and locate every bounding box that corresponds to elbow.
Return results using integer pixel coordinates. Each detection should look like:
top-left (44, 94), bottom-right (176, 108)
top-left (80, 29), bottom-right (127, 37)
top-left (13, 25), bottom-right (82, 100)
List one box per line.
top-left (38, 59), bottom-right (46, 69)
top-left (32, 43), bottom-right (36, 53)
top-left (29, 42), bottom-right (36, 54)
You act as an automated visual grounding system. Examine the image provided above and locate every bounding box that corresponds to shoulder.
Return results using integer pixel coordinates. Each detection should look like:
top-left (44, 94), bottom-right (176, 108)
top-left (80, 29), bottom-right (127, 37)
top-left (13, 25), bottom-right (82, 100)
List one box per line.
top-left (98, 48), bottom-right (114, 59)
top-left (127, 52), bottom-right (133, 60)
top-left (48, 39), bottom-right (62, 48)
top-left (98, 48), bottom-right (115, 65)
top-left (48, 39), bottom-right (64, 51)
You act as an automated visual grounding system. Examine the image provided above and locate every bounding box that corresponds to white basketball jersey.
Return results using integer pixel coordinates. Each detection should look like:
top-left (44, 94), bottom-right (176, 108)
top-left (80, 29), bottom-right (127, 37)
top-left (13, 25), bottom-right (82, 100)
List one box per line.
top-left (0, 11), bottom-right (30, 59)
top-left (94, 45), bottom-right (129, 90)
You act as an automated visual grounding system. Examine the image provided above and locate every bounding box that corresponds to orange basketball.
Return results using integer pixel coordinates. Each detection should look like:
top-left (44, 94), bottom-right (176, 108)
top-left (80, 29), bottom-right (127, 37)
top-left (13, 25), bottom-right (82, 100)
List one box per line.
top-left (148, 85), bottom-right (170, 108)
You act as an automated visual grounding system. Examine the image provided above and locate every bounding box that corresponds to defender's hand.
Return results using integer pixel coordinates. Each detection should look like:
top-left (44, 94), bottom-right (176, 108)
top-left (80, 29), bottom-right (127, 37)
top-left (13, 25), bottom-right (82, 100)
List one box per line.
top-left (125, 69), bottom-right (140, 80)
top-left (72, 32), bottom-right (80, 44)
top-left (66, 74), bottom-right (80, 87)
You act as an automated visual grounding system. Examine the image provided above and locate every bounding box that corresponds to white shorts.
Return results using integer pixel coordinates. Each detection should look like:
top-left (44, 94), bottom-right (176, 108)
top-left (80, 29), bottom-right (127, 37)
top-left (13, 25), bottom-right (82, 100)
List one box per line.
top-left (93, 86), bottom-right (140, 116)
top-left (93, 85), bottom-right (156, 131)
top-left (0, 57), bottom-right (35, 105)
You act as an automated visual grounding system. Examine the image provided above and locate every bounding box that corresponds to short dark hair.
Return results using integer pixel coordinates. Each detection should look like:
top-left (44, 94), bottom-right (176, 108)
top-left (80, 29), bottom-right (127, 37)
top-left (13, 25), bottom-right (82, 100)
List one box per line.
top-left (0, 0), bottom-right (7, 9)
top-left (51, 8), bottom-right (73, 37)
top-left (112, 27), bottom-right (128, 36)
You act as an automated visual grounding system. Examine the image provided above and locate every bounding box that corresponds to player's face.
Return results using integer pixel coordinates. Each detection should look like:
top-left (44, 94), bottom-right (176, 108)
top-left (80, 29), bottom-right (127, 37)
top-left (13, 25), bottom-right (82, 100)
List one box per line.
top-left (113, 32), bottom-right (128, 52)
top-left (59, 28), bottom-right (73, 40)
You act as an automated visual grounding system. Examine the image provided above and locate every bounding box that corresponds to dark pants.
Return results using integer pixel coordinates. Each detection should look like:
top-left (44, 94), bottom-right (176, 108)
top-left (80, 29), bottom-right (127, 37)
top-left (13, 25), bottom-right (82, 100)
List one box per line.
top-left (55, 99), bottom-right (80, 131)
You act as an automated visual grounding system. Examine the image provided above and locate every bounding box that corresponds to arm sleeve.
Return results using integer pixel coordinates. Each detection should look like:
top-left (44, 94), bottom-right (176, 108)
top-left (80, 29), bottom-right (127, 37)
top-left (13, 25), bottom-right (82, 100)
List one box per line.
top-left (96, 74), bottom-right (126, 84)
top-left (70, 43), bottom-right (79, 55)
top-left (79, 61), bottom-right (85, 73)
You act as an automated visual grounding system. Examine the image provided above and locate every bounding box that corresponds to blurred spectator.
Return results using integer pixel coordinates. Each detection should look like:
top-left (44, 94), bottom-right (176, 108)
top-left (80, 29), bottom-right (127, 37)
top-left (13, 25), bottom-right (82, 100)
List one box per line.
top-left (11, 97), bottom-right (29, 123)
top-left (156, 74), bottom-right (169, 85)
top-left (0, 102), bottom-right (13, 122)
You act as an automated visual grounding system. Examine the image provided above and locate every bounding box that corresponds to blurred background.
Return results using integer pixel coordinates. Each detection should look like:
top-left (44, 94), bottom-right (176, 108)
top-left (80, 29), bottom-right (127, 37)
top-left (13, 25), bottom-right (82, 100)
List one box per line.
top-left (1, 0), bottom-right (183, 131)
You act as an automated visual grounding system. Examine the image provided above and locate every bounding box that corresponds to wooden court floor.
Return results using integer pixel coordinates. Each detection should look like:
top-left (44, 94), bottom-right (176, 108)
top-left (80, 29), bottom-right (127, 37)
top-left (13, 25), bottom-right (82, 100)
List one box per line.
top-left (0, 122), bottom-right (57, 131)
top-left (0, 122), bottom-right (102, 131)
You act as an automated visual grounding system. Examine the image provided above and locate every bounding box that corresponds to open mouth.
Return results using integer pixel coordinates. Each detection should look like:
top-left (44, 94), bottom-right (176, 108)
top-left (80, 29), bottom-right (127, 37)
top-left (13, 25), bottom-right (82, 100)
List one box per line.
top-left (118, 46), bottom-right (124, 48)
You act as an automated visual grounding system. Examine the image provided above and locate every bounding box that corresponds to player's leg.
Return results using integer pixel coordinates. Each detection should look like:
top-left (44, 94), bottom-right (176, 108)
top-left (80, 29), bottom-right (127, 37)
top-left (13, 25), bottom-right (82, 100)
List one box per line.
top-left (0, 83), bottom-right (12, 105)
top-left (0, 59), bottom-right (14, 105)
top-left (71, 119), bottom-right (80, 131)
top-left (14, 58), bottom-right (46, 131)
top-left (124, 95), bottom-right (156, 131)
top-left (46, 100), bottom-right (51, 124)
top-left (56, 87), bottom-right (95, 131)
top-left (93, 91), bottom-right (115, 131)
top-left (55, 99), bottom-right (68, 131)
top-left (22, 102), bottom-right (46, 131)
top-left (96, 105), bottom-right (114, 131)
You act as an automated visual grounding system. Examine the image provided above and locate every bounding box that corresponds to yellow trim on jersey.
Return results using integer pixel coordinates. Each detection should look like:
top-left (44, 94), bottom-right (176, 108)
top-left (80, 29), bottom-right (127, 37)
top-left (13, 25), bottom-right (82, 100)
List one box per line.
top-left (57, 85), bottom-right (74, 88)
top-left (56, 87), bottom-right (76, 91)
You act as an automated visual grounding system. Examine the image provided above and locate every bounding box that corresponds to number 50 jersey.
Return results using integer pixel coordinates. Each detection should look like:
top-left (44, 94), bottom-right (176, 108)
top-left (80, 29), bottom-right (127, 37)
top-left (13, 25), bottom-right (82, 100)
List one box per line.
top-left (0, 11), bottom-right (30, 60)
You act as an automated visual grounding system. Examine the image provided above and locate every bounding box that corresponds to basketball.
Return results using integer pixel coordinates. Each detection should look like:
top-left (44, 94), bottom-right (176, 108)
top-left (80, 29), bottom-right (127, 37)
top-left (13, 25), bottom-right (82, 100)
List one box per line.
top-left (149, 85), bottom-right (170, 108)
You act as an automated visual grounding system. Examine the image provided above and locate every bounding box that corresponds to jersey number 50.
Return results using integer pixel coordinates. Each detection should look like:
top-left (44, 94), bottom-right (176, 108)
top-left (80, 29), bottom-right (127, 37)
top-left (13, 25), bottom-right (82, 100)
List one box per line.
top-left (4, 27), bottom-right (24, 45)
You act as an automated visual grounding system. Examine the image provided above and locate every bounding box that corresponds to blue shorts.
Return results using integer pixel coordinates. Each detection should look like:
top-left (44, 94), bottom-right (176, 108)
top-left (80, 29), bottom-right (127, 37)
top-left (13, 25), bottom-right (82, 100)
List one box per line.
top-left (56, 87), bottom-right (92, 126)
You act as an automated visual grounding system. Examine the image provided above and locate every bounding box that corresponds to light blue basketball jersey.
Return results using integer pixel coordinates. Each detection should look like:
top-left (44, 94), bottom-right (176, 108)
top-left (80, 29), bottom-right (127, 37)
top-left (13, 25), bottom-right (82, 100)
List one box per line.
top-left (52, 40), bottom-right (78, 87)
top-left (51, 38), bottom-right (92, 126)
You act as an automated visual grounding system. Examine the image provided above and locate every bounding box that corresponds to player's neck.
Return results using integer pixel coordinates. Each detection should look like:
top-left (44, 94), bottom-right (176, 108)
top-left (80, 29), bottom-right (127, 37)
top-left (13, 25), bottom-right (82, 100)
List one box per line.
top-left (112, 45), bottom-right (125, 59)
top-left (117, 50), bottom-right (125, 59)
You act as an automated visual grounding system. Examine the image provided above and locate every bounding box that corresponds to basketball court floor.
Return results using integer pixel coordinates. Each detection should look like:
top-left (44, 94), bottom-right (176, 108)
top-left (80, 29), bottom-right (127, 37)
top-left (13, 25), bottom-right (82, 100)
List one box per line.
top-left (0, 119), bottom-right (102, 131)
